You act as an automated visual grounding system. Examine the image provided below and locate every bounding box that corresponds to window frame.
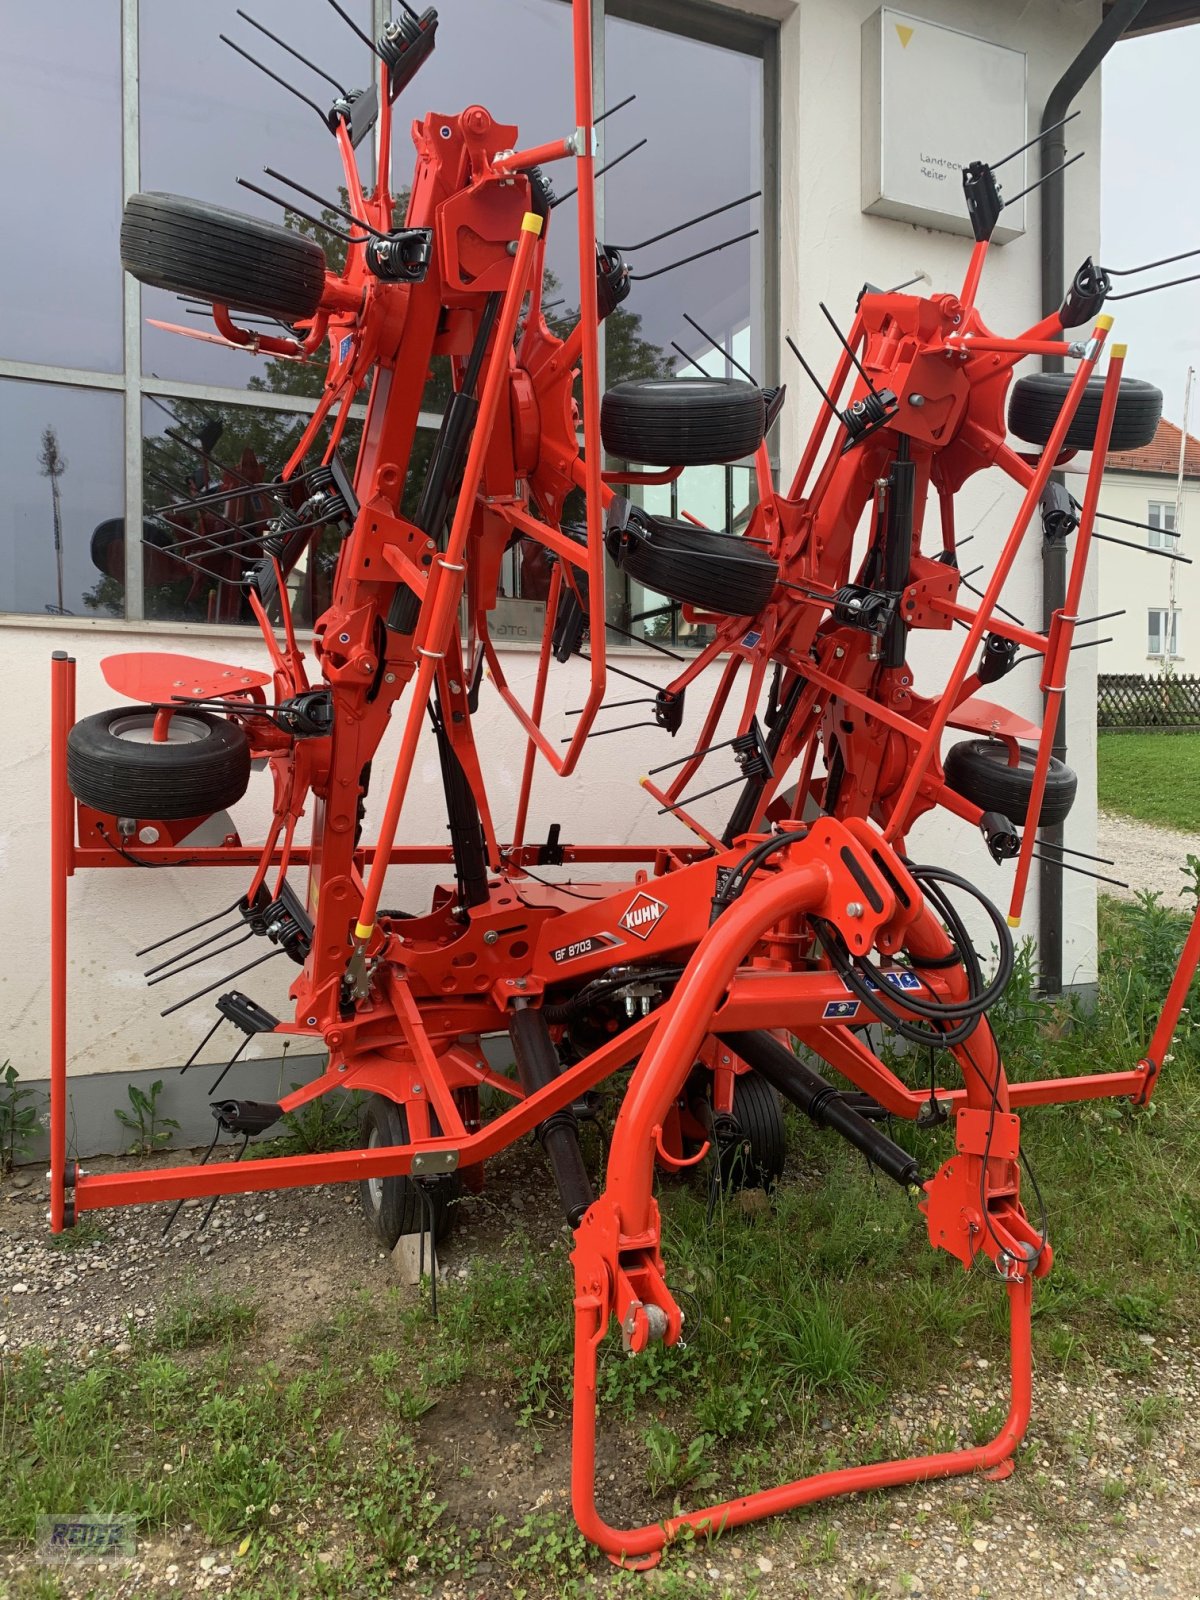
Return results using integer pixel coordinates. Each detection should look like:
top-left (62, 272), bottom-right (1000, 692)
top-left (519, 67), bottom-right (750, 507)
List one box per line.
top-left (1147, 499), bottom-right (1179, 552)
top-left (0, 0), bottom-right (780, 633)
top-left (1148, 606), bottom-right (1181, 659)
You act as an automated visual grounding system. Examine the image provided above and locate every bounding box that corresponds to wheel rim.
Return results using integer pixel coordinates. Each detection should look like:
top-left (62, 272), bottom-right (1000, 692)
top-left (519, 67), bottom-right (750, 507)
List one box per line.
top-left (366, 1125), bottom-right (383, 1211)
top-left (108, 713), bottom-right (212, 746)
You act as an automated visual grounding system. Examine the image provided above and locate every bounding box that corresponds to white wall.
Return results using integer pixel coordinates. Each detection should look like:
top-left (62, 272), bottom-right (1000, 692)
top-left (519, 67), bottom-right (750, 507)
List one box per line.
top-left (4, 0), bottom-right (1112, 1093)
top-left (1096, 470), bottom-right (1200, 673)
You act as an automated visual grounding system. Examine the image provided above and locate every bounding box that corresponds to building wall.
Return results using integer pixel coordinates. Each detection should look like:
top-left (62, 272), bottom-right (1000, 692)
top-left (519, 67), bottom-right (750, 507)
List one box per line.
top-left (1096, 470), bottom-right (1200, 673)
top-left (4, 0), bottom-right (1110, 1147)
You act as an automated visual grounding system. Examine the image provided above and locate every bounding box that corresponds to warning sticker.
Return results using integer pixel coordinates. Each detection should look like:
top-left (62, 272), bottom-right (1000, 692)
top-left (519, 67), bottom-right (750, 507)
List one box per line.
top-left (823, 999), bottom-right (860, 1020)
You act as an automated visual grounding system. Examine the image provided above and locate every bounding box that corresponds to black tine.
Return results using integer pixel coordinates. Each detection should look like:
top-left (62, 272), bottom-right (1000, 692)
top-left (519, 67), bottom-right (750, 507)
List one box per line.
top-left (819, 302), bottom-right (879, 395)
top-left (1003, 150), bottom-right (1084, 209)
top-left (147, 930), bottom-right (257, 987)
top-left (631, 229), bottom-right (757, 283)
top-left (551, 138), bottom-right (648, 207)
top-left (1105, 243), bottom-right (1200, 278)
top-left (208, 1032), bottom-right (255, 1097)
top-left (137, 899), bottom-right (244, 958)
top-left (161, 1124), bottom-right (222, 1237)
top-left (236, 9), bottom-right (349, 95)
top-left (181, 1016), bottom-right (225, 1075)
top-left (144, 919), bottom-right (248, 979)
top-left (160, 948), bottom-right (288, 1018)
top-left (989, 109), bottom-right (1080, 172)
top-left (196, 1134), bottom-right (252, 1234)
top-left (1109, 269), bottom-right (1200, 302)
top-left (235, 176), bottom-right (359, 243)
top-left (595, 92), bottom-right (636, 125)
top-left (220, 34), bottom-right (330, 125)
top-left (322, 0), bottom-right (386, 58)
top-left (263, 165), bottom-right (387, 239)
top-left (649, 734), bottom-right (737, 776)
top-left (605, 620), bottom-right (684, 660)
top-left (681, 310), bottom-right (757, 385)
top-left (786, 335), bottom-right (842, 421)
top-left (612, 189), bottom-right (760, 254)
top-left (561, 720), bottom-right (656, 741)
top-left (1092, 529), bottom-right (1192, 564)
top-left (659, 774), bottom-right (744, 811)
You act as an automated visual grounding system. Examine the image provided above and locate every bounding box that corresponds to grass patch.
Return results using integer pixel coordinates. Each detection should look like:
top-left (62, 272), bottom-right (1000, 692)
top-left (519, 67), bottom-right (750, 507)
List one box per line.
top-left (1098, 730), bottom-right (1200, 832)
top-left (3, 894), bottom-right (1200, 1596)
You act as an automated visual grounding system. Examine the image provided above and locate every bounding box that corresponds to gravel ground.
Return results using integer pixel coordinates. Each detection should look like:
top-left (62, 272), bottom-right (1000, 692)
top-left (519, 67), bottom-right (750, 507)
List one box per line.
top-left (4, 1163), bottom-right (1200, 1599)
top-left (1098, 809), bottom-right (1198, 904)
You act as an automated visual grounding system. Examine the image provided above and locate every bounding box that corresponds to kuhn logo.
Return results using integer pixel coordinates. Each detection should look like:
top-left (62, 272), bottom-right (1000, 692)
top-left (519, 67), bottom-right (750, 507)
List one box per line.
top-left (618, 893), bottom-right (666, 941)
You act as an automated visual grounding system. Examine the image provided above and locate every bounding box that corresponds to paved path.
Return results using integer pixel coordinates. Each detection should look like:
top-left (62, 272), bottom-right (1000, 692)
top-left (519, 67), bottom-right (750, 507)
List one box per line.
top-left (1098, 809), bottom-right (1198, 903)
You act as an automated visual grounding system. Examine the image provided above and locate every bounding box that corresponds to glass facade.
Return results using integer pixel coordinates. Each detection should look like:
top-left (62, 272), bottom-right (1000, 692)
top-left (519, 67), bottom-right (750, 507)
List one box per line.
top-left (0, 0), bottom-right (776, 628)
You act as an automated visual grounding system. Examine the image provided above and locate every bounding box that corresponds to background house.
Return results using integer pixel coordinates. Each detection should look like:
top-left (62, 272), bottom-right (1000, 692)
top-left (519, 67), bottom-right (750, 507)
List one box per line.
top-left (1097, 416), bottom-right (1200, 673)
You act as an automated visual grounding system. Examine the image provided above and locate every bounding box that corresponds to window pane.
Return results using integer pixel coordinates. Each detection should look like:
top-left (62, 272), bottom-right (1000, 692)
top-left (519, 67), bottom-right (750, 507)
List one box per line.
top-left (138, 0), bottom-right (374, 388)
top-left (602, 13), bottom-right (764, 389)
top-left (0, 3), bottom-right (123, 371)
top-left (0, 380), bottom-right (124, 618)
top-left (1148, 610), bottom-right (1163, 653)
top-left (140, 394), bottom-right (359, 624)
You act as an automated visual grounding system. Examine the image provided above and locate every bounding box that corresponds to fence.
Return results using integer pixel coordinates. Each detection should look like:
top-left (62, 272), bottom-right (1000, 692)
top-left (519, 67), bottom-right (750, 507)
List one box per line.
top-left (1097, 673), bottom-right (1200, 731)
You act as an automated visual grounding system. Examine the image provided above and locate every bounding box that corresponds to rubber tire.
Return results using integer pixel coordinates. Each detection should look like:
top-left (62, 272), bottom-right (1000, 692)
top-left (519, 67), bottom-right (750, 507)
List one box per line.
top-left (1007, 372), bottom-right (1163, 453)
top-left (357, 1094), bottom-right (458, 1249)
top-left (715, 1071), bottom-right (787, 1193)
top-left (121, 192), bottom-right (327, 321)
top-left (608, 517), bottom-right (777, 616)
top-left (943, 738), bottom-right (1078, 828)
top-left (601, 377), bottom-right (766, 467)
top-left (67, 705), bottom-right (251, 820)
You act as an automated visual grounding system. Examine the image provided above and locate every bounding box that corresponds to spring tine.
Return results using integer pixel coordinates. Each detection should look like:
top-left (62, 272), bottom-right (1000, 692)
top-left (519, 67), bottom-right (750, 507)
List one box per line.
top-left (561, 720), bottom-right (656, 741)
top-left (1030, 851), bottom-right (1128, 890)
top-left (144, 918), bottom-right (248, 979)
top-left (181, 1016), bottom-right (225, 1075)
top-left (208, 1032), bottom-right (255, 1097)
top-left (219, 34), bottom-right (331, 125)
top-left (196, 1134), bottom-right (252, 1234)
top-left (605, 620), bottom-right (684, 660)
top-left (160, 948), bottom-right (288, 1018)
top-left (136, 898), bottom-right (244, 958)
top-left (630, 228), bottom-right (757, 283)
top-left (659, 774), bottom-right (744, 812)
top-left (236, 10), bottom-right (349, 95)
top-left (648, 735), bottom-right (736, 776)
top-left (989, 109), bottom-right (1080, 172)
top-left (161, 1124), bottom-right (223, 1236)
top-left (146, 929), bottom-right (257, 987)
top-left (613, 189), bottom-right (760, 253)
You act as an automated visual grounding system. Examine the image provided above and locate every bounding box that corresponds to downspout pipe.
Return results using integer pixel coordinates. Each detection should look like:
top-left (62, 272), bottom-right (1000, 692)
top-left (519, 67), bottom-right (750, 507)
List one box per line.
top-left (1038, 0), bottom-right (1147, 995)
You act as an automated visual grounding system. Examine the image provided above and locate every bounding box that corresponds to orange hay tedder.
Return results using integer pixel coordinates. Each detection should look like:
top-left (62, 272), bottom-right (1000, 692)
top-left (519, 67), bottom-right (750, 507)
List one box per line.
top-left (46, 0), bottom-right (1200, 1564)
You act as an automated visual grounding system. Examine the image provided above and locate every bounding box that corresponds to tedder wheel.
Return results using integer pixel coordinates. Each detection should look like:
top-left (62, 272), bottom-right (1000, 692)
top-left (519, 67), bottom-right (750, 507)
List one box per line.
top-left (606, 513), bottom-right (778, 617)
top-left (66, 705), bottom-right (251, 820)
top-left (943, 738), bottom-right (1078, 828)
top-left (601, 376), bottom-right (766, 467)
top-left (120, 192), bottom-right (328, 321)
top-left (701, 1070), bottom-right (786, 1193)
top-left (1007, 372), bottom-right (1163, 453)
top-left (358, 1094), bottom-right (458, 1249)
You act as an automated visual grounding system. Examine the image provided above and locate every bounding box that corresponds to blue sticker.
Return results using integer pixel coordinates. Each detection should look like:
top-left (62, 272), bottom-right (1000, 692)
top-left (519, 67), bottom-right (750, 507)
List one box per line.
top-left (885, 970), bottom-right (923, 992)
top-left (740, 630), bottom-right (762, 649)
top-left (338, 334), bottom-right (354, 364)
top-left (823, 999), bottom-right (859, 1020)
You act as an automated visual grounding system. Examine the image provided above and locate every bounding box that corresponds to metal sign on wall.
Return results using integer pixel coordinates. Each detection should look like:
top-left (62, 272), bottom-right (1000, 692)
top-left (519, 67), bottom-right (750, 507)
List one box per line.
top-left (861, 8), bottom-right (1027, 243)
